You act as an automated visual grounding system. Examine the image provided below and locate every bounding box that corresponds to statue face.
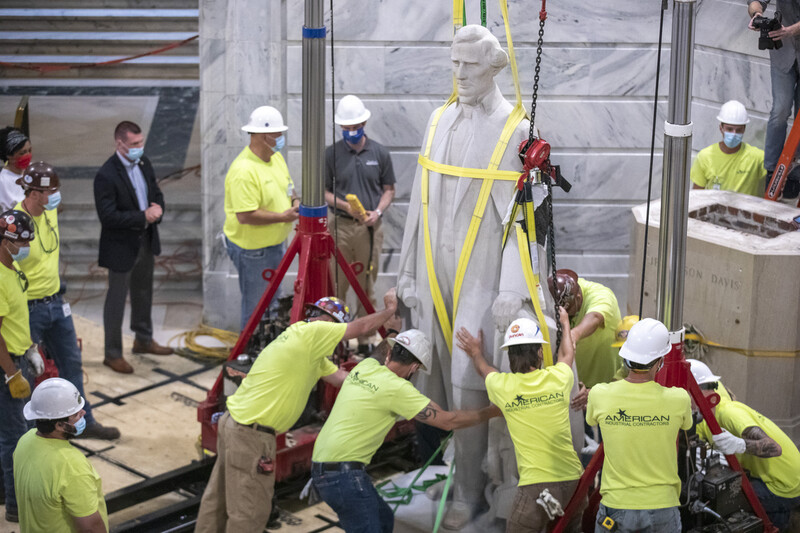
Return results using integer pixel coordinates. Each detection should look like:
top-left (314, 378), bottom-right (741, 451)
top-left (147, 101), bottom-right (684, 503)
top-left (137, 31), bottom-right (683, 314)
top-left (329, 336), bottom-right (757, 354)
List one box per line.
top-left (451, 42), bottom-right (497, 106)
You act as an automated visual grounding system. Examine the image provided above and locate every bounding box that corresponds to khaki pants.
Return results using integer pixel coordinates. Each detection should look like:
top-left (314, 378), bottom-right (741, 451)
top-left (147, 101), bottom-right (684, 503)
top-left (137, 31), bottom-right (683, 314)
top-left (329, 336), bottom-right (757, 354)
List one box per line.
top-left (506, 479), bottom-right (585, 533)
top-left (195, 412), bottom-right (276, 533)
top-left (330, 215), bottom-right (383, 326)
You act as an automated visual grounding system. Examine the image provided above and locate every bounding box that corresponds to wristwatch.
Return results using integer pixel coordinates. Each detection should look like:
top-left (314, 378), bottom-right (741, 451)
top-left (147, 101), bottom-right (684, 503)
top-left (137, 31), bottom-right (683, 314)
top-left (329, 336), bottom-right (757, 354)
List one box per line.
top-left (375, 208), bottom-right (383, 218)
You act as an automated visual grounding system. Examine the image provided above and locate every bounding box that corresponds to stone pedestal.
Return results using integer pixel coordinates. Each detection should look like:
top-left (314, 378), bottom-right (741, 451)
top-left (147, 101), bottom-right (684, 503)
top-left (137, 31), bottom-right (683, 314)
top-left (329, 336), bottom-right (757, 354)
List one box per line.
top-left (629, 190), bottom-right (800, 440)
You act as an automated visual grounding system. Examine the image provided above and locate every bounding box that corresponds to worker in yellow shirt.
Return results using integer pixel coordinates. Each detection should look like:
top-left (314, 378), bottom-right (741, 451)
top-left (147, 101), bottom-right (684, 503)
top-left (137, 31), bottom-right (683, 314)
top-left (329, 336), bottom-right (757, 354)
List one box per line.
top-left (549, 269), bottom-right (622, 390)
top-left (195, 289), bottom-right (399, 533)
top-left (691, 100), bottom-right (766, 197)
top-left (586, 318), bottom-right (692, 532)
top-left (689, 359), bottom-right (800, 531)
top-left (0, 208), bottom-right (36, 524)
top-left (457, 307), bottom-right (585, 533)
top-left (15, 378), bottom-right (108, 533)
top-left (223, 105), bottom-right (299, 330)
top-left (311, 328), bottom-right (499, 533)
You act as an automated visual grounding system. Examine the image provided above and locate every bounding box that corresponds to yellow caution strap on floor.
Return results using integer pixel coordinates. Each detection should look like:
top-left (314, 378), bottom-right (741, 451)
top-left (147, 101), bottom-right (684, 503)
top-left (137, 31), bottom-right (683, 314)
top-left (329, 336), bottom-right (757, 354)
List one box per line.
top-left (684, 333), bottom-right (800, 358)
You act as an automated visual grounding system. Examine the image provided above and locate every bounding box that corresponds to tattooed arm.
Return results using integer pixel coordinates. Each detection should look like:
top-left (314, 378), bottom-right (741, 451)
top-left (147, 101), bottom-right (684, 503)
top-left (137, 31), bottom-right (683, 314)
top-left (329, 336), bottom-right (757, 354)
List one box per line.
top-left (413, 400), bottom-right (501, 431)
top-left (741, 426), bottom-right (782, 458)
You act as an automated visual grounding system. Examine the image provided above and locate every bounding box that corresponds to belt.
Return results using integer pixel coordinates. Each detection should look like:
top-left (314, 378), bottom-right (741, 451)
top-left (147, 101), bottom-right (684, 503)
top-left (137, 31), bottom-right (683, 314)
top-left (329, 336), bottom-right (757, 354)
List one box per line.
top-left (28, 293), bottom-right (59, 306)
top-left (234, 419), bottom-right (276, 435)
top-left (311, 461), bottom-right (366, 474)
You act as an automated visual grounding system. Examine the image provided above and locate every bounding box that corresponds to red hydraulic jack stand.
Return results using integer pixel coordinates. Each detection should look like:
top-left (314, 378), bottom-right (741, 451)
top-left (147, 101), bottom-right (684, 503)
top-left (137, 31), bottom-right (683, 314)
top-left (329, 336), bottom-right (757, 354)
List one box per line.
top-left (552, 330), bottom-right (778, 533)
top-left (765, 107), bottom-right (800, 206)
top-left (196, 204), bottom-right (381, 471)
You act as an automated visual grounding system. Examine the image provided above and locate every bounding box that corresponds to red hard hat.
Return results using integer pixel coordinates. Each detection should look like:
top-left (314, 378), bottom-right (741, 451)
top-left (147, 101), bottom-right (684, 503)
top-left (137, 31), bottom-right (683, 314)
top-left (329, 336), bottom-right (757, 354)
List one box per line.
top-left (547, 268), bottom-right (583, 317)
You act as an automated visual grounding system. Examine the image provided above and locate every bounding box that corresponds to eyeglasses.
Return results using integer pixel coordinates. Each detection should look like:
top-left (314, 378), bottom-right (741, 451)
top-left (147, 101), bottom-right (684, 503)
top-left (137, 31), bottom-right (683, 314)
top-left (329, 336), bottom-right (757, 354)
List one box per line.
top-left (16, 270), bottom-right (28, 292)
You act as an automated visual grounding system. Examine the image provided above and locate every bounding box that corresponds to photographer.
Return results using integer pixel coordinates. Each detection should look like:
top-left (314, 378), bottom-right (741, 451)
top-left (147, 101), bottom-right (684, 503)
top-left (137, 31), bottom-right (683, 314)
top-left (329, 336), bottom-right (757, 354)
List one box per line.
top-left (748, 0), bottom-right (800, 198)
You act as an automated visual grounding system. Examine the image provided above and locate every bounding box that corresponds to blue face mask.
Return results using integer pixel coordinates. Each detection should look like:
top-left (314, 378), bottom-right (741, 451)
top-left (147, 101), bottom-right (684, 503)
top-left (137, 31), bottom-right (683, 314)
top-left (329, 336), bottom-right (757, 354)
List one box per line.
top-left (11, 245), bottom-right (29, 262)
top-left (723, 132), bottom-right (743, 149)
top-left (342, 127), bottom-right (364, 144)
top-left (45, 191), bottom-right (61, 211)
top-left (273, 135), bottom-right (285, 153)
top-left (126, 147), bottom-right (144, 162)
top-left (73, 416), bottom-right (86, 436)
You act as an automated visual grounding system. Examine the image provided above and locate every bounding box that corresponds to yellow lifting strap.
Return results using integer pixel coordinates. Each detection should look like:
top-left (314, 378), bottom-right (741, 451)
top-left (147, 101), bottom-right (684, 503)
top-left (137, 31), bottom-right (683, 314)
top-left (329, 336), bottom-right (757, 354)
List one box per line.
top-left (419, 0), bottom-right (529, 352)
top-left (515, 224), bottom-right (554, 367)
top-left (684, 333), bottom-right (800, 358)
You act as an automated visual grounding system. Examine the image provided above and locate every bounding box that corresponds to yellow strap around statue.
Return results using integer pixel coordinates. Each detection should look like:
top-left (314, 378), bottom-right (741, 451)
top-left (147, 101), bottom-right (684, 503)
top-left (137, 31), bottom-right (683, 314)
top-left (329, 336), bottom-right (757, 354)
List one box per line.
top-left (417, 156), bottom-right (521, 182)
top-left (515, 224), bottom-right (553, 367)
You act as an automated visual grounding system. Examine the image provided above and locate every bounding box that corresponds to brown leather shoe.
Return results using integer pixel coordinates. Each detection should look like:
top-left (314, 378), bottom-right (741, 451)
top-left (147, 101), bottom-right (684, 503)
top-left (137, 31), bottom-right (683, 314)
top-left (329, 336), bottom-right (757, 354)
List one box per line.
top-left (132, 339), bottom-right (174, 356)
top-left (103, 357), bottom-right (134, 374)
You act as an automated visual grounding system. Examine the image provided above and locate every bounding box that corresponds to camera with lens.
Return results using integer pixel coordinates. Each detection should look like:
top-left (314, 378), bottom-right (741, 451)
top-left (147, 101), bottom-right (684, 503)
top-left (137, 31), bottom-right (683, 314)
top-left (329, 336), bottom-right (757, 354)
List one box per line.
top-left (752, 11), bottom-right (783, 50)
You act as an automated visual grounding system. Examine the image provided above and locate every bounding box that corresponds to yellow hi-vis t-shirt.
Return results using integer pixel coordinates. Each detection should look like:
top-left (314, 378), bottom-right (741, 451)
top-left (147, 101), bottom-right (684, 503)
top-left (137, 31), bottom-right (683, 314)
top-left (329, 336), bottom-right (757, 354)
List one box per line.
top-left (0, 262), bottom-right (31, 355)
top-left (226, 321), bottom-right (344, 433)
top-left (572, 278), bottom-right (622, 389)
top-left (486, 362), bottom-right (583, 485)
top-left (312, 357), bottom-right (430, 464)
top-left (696, 400), bottom-right (800, 499)
top-left (586, 380), bottom-right (692, 510)
top-left (223, 147), bottom-right (293, 250)
top-left (14, 429), bottom-right (108, 533)
top-left (690, 142), bottom-right (766, 197)
top-left (15, 203), bottom-right (61, 300)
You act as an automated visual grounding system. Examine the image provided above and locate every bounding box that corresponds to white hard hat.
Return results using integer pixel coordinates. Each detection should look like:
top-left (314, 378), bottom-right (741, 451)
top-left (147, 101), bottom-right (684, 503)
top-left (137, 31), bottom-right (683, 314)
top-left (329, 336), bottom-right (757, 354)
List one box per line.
top-left (387, 329), bottom-right (431, 374)
top-left (23, 378), bottom-right (85, 421)
top-left (501, 318), bottom-right (548, 349)
top-left (716, 100), bottom-right (750, 125)
top-left (241, 106), bottom-right (288, 133)
top-left (334, 95), bottom-right (371, 126)
top-left (687, 359), bottom-right (721, 386)
top-left (619, 318), bottom-right (671, 365)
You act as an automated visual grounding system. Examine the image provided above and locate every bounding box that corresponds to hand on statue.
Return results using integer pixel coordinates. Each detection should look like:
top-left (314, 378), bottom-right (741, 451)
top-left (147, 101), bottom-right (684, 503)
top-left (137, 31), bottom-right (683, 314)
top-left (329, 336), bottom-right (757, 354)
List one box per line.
top-left (383, 287), bottom-right (398, 312)
top-left (283, 206), bottom-right (300, 222)
top-left (363, 211), bottom-right (380, 227)
top-left (570, 381), bottom-right (589, 411)
top-left (491, 291), bottom-right (524, 331)
top-left (455, 327), bottom-right (484, 359)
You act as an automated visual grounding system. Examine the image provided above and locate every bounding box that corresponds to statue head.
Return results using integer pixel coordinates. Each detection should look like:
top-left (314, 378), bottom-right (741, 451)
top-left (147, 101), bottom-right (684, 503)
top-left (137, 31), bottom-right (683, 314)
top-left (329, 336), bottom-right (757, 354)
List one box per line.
top-left (451, 25), bottom-right (509, 106)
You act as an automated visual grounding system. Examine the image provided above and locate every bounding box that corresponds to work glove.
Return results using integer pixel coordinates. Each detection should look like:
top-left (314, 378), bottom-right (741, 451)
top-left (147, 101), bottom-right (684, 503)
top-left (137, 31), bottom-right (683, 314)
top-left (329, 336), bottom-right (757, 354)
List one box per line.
top-left (5, 370), bottom-right (31, 399)
top-left (581, 434), bottom-right (600, 455)
top-left (24, 344), bottom-right (44, 377)
top-left (492, 291), bottom-right (524, 331)
top-left (712, 429), bottom-right (746, 455)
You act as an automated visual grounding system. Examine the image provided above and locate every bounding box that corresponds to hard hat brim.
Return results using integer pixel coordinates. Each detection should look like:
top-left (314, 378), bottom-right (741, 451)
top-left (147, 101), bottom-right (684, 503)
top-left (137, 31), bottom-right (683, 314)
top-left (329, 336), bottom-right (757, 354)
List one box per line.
top-left (241, 124), bottom-right (289, 133)
top-left (386, 337), bottom-right (428, 371)
top-left (334, 109), bottom-right (371, 126)
top-left (501, 337), bottom-right (548, 349)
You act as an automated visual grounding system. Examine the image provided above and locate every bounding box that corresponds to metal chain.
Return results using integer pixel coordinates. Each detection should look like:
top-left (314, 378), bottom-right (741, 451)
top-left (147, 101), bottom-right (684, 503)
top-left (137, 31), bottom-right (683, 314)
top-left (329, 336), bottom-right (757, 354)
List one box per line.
top-left (528, 17), bottom-right (546, 140)
top-left (545, 180), bottom-right (563, 355)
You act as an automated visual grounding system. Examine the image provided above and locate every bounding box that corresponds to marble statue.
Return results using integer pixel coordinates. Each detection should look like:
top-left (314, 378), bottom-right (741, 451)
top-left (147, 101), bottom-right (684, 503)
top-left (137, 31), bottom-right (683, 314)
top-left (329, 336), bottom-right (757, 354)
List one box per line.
top-left (397, 25), bottom-right (582, 529)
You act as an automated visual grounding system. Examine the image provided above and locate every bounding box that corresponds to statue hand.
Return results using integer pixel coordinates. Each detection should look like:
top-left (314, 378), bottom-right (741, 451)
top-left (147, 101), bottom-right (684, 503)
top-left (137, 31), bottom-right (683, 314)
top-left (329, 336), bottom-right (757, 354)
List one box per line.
top-left (492, 291), bottom-right (523, 331)
top-left (397, 274), bottom-right (418, 309)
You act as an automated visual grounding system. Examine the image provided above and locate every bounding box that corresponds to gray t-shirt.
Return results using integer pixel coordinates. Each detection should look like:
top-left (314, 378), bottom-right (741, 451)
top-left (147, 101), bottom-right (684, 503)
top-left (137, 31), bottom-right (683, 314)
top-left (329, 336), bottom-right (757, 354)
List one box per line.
top-left (325, 137), bottom-right (396, 214)
top-left (756, 0), bottom-right (800, 72)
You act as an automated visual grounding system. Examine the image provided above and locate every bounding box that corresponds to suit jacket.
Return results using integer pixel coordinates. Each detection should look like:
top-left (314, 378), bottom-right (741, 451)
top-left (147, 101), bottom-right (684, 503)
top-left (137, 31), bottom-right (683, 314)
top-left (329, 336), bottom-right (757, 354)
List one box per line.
top-left (93, 153), bottom-right (164, 272)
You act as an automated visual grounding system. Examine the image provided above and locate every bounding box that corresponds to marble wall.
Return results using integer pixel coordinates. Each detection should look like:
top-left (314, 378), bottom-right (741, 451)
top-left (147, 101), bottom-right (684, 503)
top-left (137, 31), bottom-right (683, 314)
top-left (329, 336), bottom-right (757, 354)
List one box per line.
top-left (200, 0), bottom-right (774, 329)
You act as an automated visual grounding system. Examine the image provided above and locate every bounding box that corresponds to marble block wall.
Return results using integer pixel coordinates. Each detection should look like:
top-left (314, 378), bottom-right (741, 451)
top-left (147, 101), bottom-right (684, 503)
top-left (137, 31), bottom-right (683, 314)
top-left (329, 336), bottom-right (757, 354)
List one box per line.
top-left (200, 0), bottom-right (773, 329)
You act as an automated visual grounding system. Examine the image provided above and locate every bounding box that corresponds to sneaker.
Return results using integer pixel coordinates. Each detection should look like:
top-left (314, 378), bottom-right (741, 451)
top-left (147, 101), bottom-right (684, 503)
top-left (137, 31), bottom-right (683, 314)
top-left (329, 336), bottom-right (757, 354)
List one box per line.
top-left (5, 508), bottom-right (18, 523)
top-left (76, 422), bottom-right (121, 440)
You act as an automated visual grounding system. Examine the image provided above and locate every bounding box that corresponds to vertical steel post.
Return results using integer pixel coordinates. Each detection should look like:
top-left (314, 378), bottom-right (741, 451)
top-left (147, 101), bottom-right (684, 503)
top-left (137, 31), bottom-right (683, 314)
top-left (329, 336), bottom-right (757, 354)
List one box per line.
top-left (302, 0), bottom-right (326, 207)
top-left (656, 0), bottom-right (695, 329)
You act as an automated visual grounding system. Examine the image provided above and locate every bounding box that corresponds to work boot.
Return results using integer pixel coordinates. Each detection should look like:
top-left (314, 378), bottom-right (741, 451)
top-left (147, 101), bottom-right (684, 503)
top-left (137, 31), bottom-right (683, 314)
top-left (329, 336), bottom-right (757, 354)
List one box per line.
top-left (5, 507), bottom-right (18, 523)
top-left (77, 422), bottom-right (121, 441)
top-left (103, 357), bottom-right (134, 374)
top-left (132, 339), bottom-right (174, 356)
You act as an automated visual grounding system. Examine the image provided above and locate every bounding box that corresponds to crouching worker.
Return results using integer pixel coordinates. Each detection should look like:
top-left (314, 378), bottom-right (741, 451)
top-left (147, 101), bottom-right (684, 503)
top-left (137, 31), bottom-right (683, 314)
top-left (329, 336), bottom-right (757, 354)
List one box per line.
top-left (195, 289), bottom-right (399, 533)
top-left (311, 328), bottom-right (501, 533)
top-left (456, 307), bottom-right (586, 533)
top-left (15, 378), bottom-right (108, 533)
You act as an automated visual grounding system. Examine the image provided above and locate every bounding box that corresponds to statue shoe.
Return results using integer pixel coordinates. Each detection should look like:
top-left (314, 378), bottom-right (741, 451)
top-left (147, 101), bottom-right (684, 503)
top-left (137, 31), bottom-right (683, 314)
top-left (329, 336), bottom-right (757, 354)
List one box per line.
top-left (442, 501), bottom-right (473, 531)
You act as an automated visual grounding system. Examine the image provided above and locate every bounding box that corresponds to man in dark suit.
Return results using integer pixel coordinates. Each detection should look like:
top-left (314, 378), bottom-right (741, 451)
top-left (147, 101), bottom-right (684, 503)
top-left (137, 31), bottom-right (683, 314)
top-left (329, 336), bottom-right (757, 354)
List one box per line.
top-left (93, 121), bottom-right (173, 374)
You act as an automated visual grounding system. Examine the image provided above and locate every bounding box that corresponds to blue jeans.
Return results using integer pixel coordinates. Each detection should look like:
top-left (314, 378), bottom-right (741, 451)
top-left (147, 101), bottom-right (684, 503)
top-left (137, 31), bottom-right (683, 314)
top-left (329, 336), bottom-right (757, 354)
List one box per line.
top-left (0, 355), bottom-right (33, 514)
top-left (749, 477), bottom-right (800, 532)
top-left (765, 60), bottom-right (800, 172)
top-left (28, 295), bottom-right (95, 425)
top-left (595, 503), bottom-right (680, 533)
top-left (225, 238), bottom-right (284, 331)
top-left (312, 467), bottom-right (393, 533)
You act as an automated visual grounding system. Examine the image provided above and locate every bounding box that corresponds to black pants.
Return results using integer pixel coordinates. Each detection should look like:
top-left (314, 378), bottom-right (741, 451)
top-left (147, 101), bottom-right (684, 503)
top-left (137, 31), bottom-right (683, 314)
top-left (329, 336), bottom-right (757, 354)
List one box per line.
top-left (103, 239), bottom-right (154, 359)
